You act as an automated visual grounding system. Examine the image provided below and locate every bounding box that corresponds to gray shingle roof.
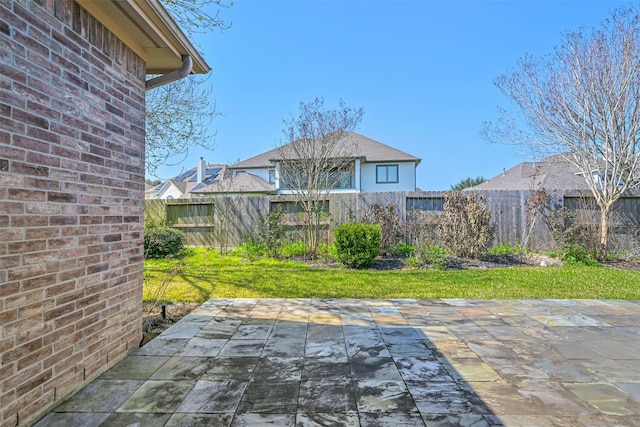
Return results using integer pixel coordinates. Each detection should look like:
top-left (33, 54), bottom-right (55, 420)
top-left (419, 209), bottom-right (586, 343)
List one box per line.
top-left (154, 163), bottom-right (230, 197)
top-left (169, 179), bottom-right (188, 193)
top-left (469, 155), bottom-right (591, 191)
top-left (191, 173), bottom-right (275, 194)
top-left (231, 132), bottom-right (421, 169)
top-left (170, 164), bottom-right (227, 183)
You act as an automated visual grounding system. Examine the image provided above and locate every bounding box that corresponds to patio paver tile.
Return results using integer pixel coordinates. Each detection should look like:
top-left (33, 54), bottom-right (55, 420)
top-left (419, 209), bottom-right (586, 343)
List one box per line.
top-left (36, 299), bottom-right (640, 426)
top-left (176, 380), bottom-right (247, 413)
top-left (116, 380), bottom-right (194, 413)
top-left (53, 379), bottom-right (144, 412)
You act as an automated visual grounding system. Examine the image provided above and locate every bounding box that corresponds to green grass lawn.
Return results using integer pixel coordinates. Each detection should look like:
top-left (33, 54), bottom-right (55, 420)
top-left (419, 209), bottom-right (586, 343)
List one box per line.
top-left (143, 248), bottom-right (640, 303)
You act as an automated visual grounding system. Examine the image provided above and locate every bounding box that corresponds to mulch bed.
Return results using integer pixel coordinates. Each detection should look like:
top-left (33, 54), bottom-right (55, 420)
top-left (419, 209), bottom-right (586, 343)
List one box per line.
top-left (602, 258), bottom-right (640, 272)
top-left (307, 253), bottom-right (563, 271)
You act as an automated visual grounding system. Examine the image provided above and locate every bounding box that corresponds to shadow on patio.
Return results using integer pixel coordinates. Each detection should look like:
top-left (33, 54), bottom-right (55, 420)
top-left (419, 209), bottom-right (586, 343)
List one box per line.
top-left (35, 298), bottom-right (640, 426)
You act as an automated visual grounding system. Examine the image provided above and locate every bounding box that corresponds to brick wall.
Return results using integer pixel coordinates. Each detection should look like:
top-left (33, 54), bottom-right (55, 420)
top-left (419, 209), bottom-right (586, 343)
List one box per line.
top-left (0, 1), bottom-right (146, 425)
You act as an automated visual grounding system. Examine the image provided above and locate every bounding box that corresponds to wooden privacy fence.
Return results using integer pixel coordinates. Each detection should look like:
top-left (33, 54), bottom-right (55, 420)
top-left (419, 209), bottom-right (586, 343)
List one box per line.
top-left (144, 190), bottom-right (640, 250)
top-left (145, 197), bottom-right (269, 248)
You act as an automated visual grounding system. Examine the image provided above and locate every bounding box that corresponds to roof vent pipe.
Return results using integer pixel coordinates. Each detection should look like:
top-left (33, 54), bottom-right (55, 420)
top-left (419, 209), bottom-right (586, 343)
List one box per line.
top-left (145, 55), bottom-right (193, 90)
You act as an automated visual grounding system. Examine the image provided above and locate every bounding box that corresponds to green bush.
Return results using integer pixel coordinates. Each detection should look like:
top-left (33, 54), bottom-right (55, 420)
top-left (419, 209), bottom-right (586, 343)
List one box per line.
top-left (489, 242), bottom-right (523, 255)
top-left (144, 227), bottom-right (185, 259)
top-left (561, 245), bottom-right (600, 266)
top-left (395, 243), bottom-right (414, 255)
top-left (254, 210), bottom-right (287, 258)
top-left (406, 244), bottom-right (447, 270)
top-left (318, 243), bottom-right (338, 262)
top-left (232, 240), bottom-right (267, 261)
top-left (334, 223), bottom-right (381, 268)
top-left (281, 241), bottom-right (308, 257)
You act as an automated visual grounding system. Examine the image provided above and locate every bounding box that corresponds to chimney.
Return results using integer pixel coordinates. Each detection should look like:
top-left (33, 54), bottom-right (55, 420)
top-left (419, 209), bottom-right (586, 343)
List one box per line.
top-left (197, 157), bottom-right (206, 183)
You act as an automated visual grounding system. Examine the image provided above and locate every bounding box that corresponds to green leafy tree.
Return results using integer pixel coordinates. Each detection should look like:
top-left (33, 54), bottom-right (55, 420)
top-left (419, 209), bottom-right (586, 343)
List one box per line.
top-left (450, 176), bottom-right (486, 191)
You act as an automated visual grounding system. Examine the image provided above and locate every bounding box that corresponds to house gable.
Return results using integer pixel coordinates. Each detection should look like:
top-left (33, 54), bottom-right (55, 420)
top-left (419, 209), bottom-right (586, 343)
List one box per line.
top-left (230, 132), bottom-right (421, 194)
top-left (154, 180), bottom-right (186, 199)
top-left (470, 155), bottom-right (591, 191)
top-left (232, 132), bottom-right (420, 167)
top-left (153, 162), bottom-right (229, 199)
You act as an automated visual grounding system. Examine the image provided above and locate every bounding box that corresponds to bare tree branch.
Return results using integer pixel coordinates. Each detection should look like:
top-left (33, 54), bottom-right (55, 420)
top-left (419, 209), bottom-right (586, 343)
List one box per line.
top-left (146, 76), bottom-right (218, 176)
top-left (162, 0), bottom-right (232, 37)
top-left (276, 98), bottom-right (364, 257)
top-left (482, 5), bottom-right (640, 256)
top-left (145, 0), bottom-right (231, 177)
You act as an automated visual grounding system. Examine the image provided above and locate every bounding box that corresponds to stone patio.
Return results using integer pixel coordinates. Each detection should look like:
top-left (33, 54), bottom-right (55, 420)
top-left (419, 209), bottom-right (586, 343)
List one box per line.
top-left (35, 299), bottom-right (640, 426)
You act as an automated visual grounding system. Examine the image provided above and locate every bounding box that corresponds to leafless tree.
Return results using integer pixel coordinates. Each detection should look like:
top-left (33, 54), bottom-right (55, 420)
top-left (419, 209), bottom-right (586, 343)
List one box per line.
top-left (145, 0), bottom-right (232, 176)
top-left (276, 98), bottom-right (364, 257)
top-left (483, 6), bottom-right (640, 257)
top-left (146, 77), bottom-right (217, 176)
top-left (162, 0), bottom-right (232, 38)
top-left (522, 166), bottom-right (552, 250)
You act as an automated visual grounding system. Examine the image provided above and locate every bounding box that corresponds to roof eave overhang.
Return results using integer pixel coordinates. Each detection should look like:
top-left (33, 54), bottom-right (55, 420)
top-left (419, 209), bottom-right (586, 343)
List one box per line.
top-left (361, 158), bottom-right (422, 165)
top-left (77, 0), bottom-right (210, 75)
top-left (269, 156), bottom-right (365, 163)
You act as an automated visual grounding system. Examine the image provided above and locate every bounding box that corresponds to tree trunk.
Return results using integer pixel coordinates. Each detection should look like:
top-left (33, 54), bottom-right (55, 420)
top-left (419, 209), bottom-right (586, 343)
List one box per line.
top-left (304, 209), bottom-right (316, 259)
top-left (599, 203), bottom-right (612, 260)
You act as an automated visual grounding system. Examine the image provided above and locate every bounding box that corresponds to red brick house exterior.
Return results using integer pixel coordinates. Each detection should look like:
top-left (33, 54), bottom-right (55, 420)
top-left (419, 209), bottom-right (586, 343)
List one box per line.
top-left (0, 1), bottom-right (208, 425)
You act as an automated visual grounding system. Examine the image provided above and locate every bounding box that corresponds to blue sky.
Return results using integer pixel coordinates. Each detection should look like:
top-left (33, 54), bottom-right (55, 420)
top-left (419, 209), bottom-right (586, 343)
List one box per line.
top-left (152, 0), bottom-right (630, 190)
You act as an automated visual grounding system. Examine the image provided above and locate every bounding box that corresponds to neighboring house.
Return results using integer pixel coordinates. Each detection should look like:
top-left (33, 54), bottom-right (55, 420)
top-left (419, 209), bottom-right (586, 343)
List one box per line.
top-left (0, 1), bottom-right (208, 425)
top-left (150, 157), bottom-right (229, 199)
top-left (469, 154), bottom-right (591, 191)
top-left (227, 132), bottom-right (421, 194)
top-left (145, 183), bottom-right (159, 199)
top-left (466, 154), bottom-right (639, 250)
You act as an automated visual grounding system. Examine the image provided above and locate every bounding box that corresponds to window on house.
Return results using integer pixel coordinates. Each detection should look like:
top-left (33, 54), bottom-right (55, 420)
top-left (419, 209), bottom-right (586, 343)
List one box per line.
top-left (376, 165), bottom-right (399, 184)
top-left (335, 170), bottom-right (353, 189)
top-left (406, 197), bottom-right (444, 211)
top-left (279, 162), bottom-right (355, 190)
top-left (269, 169), bottom-right (276, 184)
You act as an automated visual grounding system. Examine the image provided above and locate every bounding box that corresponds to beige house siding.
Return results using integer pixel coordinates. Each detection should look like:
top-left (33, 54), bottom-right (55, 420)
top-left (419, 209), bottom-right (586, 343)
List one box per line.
top-left (0, 1), bottom-right (146, 425)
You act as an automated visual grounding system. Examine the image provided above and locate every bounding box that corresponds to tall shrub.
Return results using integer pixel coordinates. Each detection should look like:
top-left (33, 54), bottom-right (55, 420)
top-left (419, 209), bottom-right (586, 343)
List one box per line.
top-left (439, 192), bottom-right (494, 258)
top-left (144, 225), bottom-right (185, 259)
top-left (361, 203), bottom-right (403, 256)
top-left (406, 209), bottom-right (440, 247)
top-left (254, 209), bottom-right (287, 258)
